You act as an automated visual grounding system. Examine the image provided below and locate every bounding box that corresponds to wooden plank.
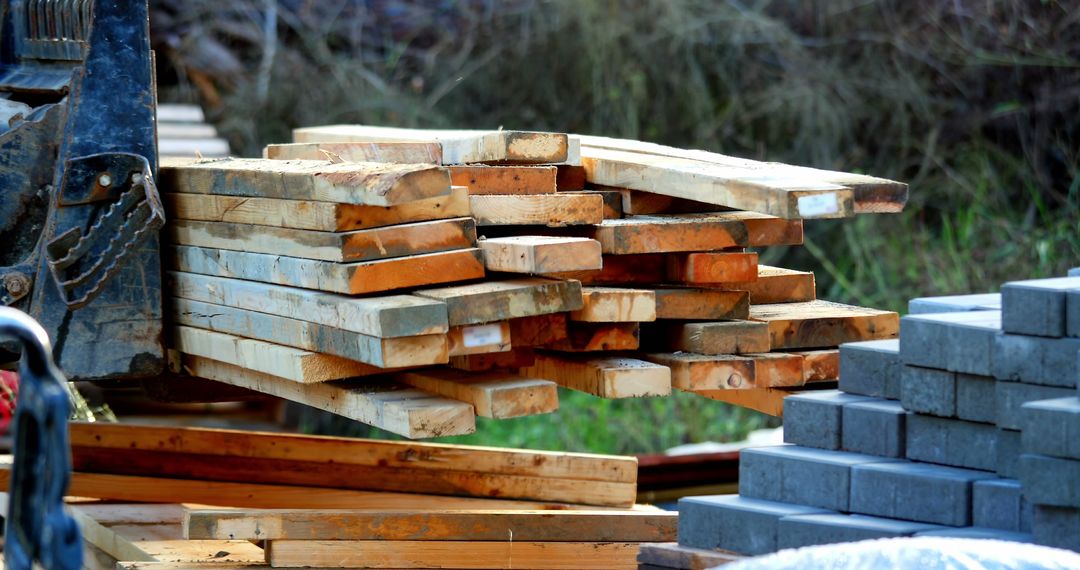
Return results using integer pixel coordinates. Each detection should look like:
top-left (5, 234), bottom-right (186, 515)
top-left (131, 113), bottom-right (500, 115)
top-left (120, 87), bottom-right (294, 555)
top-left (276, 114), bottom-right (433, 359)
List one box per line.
top-left (181, 356), bottom-right (474, 439)
top-left (576, 134), bottom-right (905, 214)
top-left (666, 252), bottom-right (759, 284)
top-left (166, 217), bottom-right (476, 263)
top-left (509, 313), bottom-right (569, 347)
top-left (793, 349), bottom-right (841, 383)
top-left (171, 298), bottom-right (448, 368)
top-left (633, 212), bottom-right (801, 247)
top-left (522, 352), bottom-right (670, 398)
top-left (590, 216), bottom-right (747, 254)
top-left (414, 278), bottom-right (582, 327)
top-left (749, 300), bottom-right (900, 350)
top-left (187, 509), bottom-right (676, 542)
top-left (645, 352), bottom-right (804, 390)
top-left (612, 188), bottom-right (717, 215)
top-left (164, 186), bottom-right (470, 232)
top-left (449, 348), bottom-right (536, 372)
top-left (637, 542), bottom-right (743, 569)
top-left (569, 287), bottom-right (656, 322)
top-left (169, 245), bottom-right (486, 296)
top-left (692, 386), bottom-right (793, 416)
top-left (159, 157), bottom-right (451, 206)
top-left (168, 271), bottom-right (448, 338)
top-left (266, 539), bottom-right (640, 569)
top-left (172, 326), bottom-right (378, 384)
top-left (470, 193), bottom-right (604, 226)
top-left (710, 265), bottom-right (816, 304)
top-left (479, 236), bottom-right (602, 274)
top-left (264, 141), bottom-right (443, 163)
top-left (661, 321), bottom-right (772, 355)
top-left (449, 165), bottom-right (557, 195)
top-left (556, 165), bottom-right (588, 190)
top-left (395, 369), bottom-right (557, 418)
top-left (545, 322), bottom-right (640, 352)
top-left (580, 146), bottom-right (854, 220)
top-left (548, 254), bottom-right (665, 285)
top-left (293, 126), bottom-right (569, 165)
top-left (447, 322), bottom-right (512, 357)
top-left (158, 103), bottom-right (206, 123)
top-left (587, 189), bottom-right (625, 219)
top-left (651, 288), bottom-right (750, 321)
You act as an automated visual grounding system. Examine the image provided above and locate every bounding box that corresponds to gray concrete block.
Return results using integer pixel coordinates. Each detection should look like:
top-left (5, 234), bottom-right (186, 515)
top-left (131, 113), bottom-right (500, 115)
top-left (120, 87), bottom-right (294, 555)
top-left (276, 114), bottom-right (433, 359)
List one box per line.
top-left (842, 399), bottom-right (908, 458)
top-left (997, 428), bottom-right (1022, 478)
top-left (900, 311), bottom-right (1001, 375)
top-left (991, 333), bottom-right (1080, 387)
top-left (906, 414), bottom-right (998, 471)
top-left (1071, 268), bottom-right (1080, 277)
top-left (677, 494), bottom-right (831, 555)
top-left (996, 381), bottom-right (1075, 430)
top-left (839, 339), bottom-right (902, 399)
top-left (909, 293), bottom-right (1001, 315)
top-left (915, 527), bottom-right (1033, 542)
top-left (974, 478), bottom-right (1032, 532)
top-left (1021, 396), bottom-right (1080, 460)
top-left (1019, 454), bottom-right (1080, 508)
top-left (956, 373), bottom-right (996, 423)
top-left (782, 390), bottom-right (874, 450)
top-left (1032, 504), bottom-right (1080, 552)
top-left (850, 460), bottom-right (997, 526)
top-left (739, 445), bottom-right (897, 512)
top-left (901, 366), bottom-right (956, 417)
top-left (778, 513), bottom-right (942, 550)
top-left (1001, 277), bottom-right (1080, 338)
top-left (1068, 289), bottom-right (1080, 338)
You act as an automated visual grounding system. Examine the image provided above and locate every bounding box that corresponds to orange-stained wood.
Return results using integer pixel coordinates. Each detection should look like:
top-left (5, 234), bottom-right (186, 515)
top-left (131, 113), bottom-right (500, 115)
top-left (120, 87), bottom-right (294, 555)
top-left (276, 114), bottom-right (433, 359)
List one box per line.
top-left (645, 352), bottom-right (805, 390)
top-left (666, 252), bottom-right (759, 285)
top-left (651, 288), bottom-right (750, 321)
top-left (709, 265), bottom-right (816, 305)
top-left (749, 300), bottom-right (900, 350)
top-left (449, 165), bottom-right (557, 195)
top-left (545, 322), bottom-right (640, 352)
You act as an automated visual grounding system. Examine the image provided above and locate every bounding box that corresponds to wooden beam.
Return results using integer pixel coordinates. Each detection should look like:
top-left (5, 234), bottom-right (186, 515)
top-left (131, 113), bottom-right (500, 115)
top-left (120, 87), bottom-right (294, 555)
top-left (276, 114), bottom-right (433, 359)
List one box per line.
top-left (449, 165), bottom-right (557, 195)
top-left (186, 509), bottom-right (676, 542)
top-left (637, 542), bottom-right (744, 569)
top-left (509, 313), bottom-right (569, 347)
top-left (636, 212), bottom-right (801, 247)
top-left (661, 321), bottom-right (772, 355)
top-left (470, 193), bottom-right (604, 226)
top-left (264, 141), bottom-right (443, 163)
top-left (449, 348), bottom-right (536, 372)
top-left (691, 386), bottom-right (792, 416)
top-left (159, 157), bottom-right (451, 206)
top-left (169, 245), bottom-right (486, 296)
top-left (545, 322), bottom-right (640, 352)
top-left (749, 300), bottom-right (900, 350)
top-left (164, 186), bottom-right (470, 232)
top-left (447, 322), bottom-right (512, 356)
top-left (556, 165), bottom-right (587, 191)
top-left (569, 287), bottom-right (656, 323)
top-left (651, 288), bottom-right (750, 321)
top-left (586, 189), bottom-right (624, 219)
top-left (522, 352), bottom-right (670, 398)
top-left (792, 349), bottom-right (841, 383)
top-left (612, 188), bottom-right (716, 215)
top-left (645, 352), bottom-right (804, 390)
top-left (710, 265), bottom-right (816, 304)
top-left (590, 216), bottom-right (747, 254)
top-left (479, 236), bottom-right (602, 274)
top-left (414, 278), bottom-right (582, 327)
top-left (395, 369), bottom-right (557, 418)
top-left (548, 254), bottom-right (666, 285)
top-left (666, 252), bottom-right (759, 284)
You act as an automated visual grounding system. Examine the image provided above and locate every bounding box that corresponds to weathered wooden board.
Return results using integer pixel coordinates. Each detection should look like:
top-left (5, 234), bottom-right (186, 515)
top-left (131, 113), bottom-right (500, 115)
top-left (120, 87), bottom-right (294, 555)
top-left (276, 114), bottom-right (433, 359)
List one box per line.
top-left (264, 141), bottom-right (443, 163)
top-left (479, 236), bottom-right (602, 274)
top-left (586, 189), bottom-right (625, 219)
top-left (449, 348), bottom-right (537, 372)
top-left (522, 352), bottom-right (671, 398)
top-left (447, 322), bottom-right (513, 356)
top-left (666, 252), bottom-right (759, 284)
top-left (470, 193), bottom-right (604, 226)
top-left (792, 349), bottom-right (841, 383)
top-left (636, 542), bottom-right (744, 570)
top-left (164, 186), bottom-right (470, 232)
top-left (166, 217), bottom-right (476, 263)
top-left (181, 356), bottom-right (475, 439)
top-left (293, 125), bottom-right (570, 165)
top-left (548, 254), bottom-right (666, 285)
top-left (450, 165), bottom-right (557, 195)
top-left (710, 265), bottom-right (816, 304)
top-left (646, 352), bottom-right (804, 390)
top-left (590, 216), bottom-right (747, 254)
top-left (395, 368), bottom-right (558, 418)
top-left (186, 509), bottom-right (676, 542)
top-left (749, 300), bottom-right (900, 350)
top-left (651, 288), bottom-right (750, 321)
top-left (569, 287), bottom-right (657, 322)
top-left (580, 146), bottom-right (854, 220)
top-left (556, 165), bottom-right (588, 191)
top-left (170, 297), bottom-right (448, 368)
top-left (169, 245), bottom-right (486, 295)
top-left (168, 271), bottom-right (448, 338)
top-left (414, 278), bottom-right (582, 327)
top-left (610, 187), bottom-right (717, 216)
top-left (509, 313), bottom-right (570, 347)
top-left (545, 322), bottom-right (640, 352)
top-left (635, 212), bottom-right (801, 247)
top-left (660, 321), bottom-right (772, 355)
top-left (160, 157), bottom-right (451, 206)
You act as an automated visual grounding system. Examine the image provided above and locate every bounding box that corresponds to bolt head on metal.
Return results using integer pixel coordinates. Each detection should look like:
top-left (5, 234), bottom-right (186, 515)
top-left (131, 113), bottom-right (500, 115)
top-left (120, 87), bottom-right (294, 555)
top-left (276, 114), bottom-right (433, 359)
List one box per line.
top-left (3, 273), bottom-right (30, 297)
top-left (97, 173), bottom-right (112, 187)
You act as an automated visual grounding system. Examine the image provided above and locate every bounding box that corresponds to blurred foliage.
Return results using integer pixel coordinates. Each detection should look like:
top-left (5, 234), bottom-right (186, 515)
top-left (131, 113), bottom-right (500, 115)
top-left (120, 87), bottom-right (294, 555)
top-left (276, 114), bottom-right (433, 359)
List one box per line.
top-left (151, 0), bottom-right (1080, 452)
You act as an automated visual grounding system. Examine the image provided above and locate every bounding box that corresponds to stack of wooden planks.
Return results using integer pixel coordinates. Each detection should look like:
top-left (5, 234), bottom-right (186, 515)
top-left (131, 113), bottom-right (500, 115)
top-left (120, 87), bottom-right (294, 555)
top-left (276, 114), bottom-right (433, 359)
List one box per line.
top-left (157, 103), bottom-right (230, 158)
top-left (159, 125), bottom-right (906, 436)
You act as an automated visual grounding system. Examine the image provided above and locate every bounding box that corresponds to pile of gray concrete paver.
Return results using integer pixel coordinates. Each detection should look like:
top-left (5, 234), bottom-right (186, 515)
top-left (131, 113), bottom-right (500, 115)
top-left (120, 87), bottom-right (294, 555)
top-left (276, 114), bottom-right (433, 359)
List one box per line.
top-left (677, 273), bottom-right (1080, 556)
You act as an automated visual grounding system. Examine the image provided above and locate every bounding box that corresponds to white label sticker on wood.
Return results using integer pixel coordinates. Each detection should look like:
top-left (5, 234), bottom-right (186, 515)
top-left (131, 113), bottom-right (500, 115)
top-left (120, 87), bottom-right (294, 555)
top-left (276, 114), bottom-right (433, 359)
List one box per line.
top-left (797, 193), bottom-right (840, 217)
top-left (462, 324), bottom-right (506, 347)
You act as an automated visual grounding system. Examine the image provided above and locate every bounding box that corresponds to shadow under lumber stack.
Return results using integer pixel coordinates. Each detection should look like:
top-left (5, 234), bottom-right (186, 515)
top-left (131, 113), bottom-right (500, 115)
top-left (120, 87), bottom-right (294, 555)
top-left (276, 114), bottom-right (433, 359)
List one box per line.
top-left (158, 125), bottom-right (908, 439)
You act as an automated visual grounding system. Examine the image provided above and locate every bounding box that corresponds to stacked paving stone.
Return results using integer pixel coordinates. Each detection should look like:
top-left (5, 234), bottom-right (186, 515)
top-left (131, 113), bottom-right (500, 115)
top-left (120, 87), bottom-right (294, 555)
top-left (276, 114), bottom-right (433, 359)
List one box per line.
top-left (675, 274), bottom-right (1080, 559)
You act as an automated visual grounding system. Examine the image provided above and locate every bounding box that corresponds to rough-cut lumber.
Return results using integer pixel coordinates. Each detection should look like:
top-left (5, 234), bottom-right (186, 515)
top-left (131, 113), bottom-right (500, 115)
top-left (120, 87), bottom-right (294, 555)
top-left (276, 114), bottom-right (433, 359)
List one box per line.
top-left (666, 252), bottom-right (759, 284)
top-left (749, 300), bottom-right (899, 350)
top-left (645, 352), bottom-right (805, 390)
top-left (693, 386), bottom-right (793, 416)
top-left (264, 141), bottom-right (443, 163)
top-left (570, 287), bottom-right (657, 323)
top-left (449, 348), bottom-right (537, 372)
top-left (662, 321), bottom-right (772, 355)
top-left (168, 271), bottom-right (447, 338)
top-left (167, 217), bottom-right (476, 263)
top-left (171, 298), bottom-right (447, 368)
top-left (580, 146), bottom-right (854, 220)
top-left (545, 322), bottom-right (640, 352)
top-left (394, 369), bottom-right (557, 418)
top-left (589, 189), bottom-right (625, 219)
top-left (447, 322), bottom-right (512, 356)
top-left (549, 254), bottom-right (666, 285)
top-left (479, 236), bottom-right (602, 274)
top-left (266, 540), bottom-right (640, 569)
top-left (160, 157), bottom-right (451, 206)
top-left (164, 186), bottom-right (470, 232)
top-left (470, 193), bottom-right (604, 226)
top-left (556, 165), bottom-right (588, 190)
top-left (169, 245), bottom-right (486, 296)
top-left (590, 216), bottom-right (747, 254)
top-left (293, 125), bottom-right (570, 165)
top-left (636, 212), bottom-right (801, 247)
top-left (186, 509), bottom-right (677, 542)
top-left (509, 313), bottom-right (569, 347)
top-left (651, 288), bottom-right (750, 321)
top-left (172, 326), bottom-right (377, 384)
top-left (522, 352), bottom-right (671, 398)
top-left (449, 165), bottom-right (557, 195)
top-left (794, 349), bottom-right (841, 383)
top-left (180, 356), bottom-right (473, 438)
top-left (414, 278), bottom-right (582, 327)
top-left (612, 188), bottom-right (717, 215)
top-left (636, 542), bottom-right (744, 569)
top-left (711, 265), bottom-right (816, 304)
